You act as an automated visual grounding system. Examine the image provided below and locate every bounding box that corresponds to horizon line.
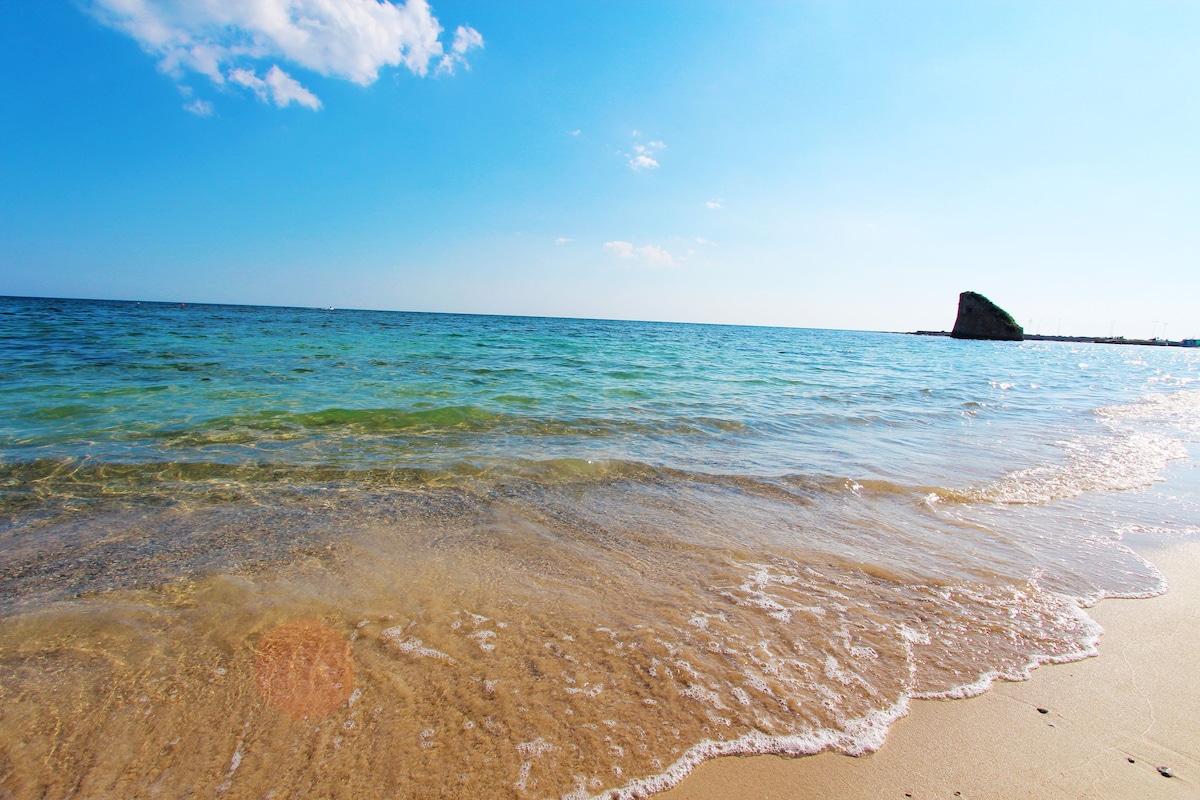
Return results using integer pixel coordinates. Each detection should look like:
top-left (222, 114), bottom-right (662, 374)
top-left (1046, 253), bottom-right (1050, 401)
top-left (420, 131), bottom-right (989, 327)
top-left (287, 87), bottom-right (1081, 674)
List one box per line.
top-left (0, 293), bottom-right (902, 336)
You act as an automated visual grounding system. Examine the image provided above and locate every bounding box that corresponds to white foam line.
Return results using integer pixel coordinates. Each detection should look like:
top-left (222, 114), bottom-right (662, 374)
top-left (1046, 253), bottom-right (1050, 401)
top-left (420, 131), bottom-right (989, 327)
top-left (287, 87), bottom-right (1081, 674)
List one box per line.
top-left (1116, 523), bottom-right (1200, 539)
top-left (576, 699), bottom-right (909, 800)
top-left (912, 586), bottom-right (1153, 701)
top-left (579, 583), bottom-right (1156, 800)
top-left (933, 388), bottom-right (1200, 508)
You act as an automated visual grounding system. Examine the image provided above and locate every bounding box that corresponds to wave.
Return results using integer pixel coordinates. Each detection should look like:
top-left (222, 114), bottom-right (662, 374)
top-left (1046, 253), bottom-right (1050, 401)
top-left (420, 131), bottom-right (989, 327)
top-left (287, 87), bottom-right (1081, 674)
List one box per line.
top-left (1096, 386), bottom-right (1200, 434)
top-left (0, 455), bottom-right (945, 525)
top-left (0, 416), bottom-right (1183, 520)
top-left (173, 405), bottom-right (753, 441)
top-left (2, 404), bottom-right (753, 449)
top-left (934, 432), bottom-right (1187, 505)
top-left (0, 505), bottom-right (1155, 800)
top-left (932, 389), bottom-right (1200, 506)
top-left (0, 432), bottom-right (1192, 798)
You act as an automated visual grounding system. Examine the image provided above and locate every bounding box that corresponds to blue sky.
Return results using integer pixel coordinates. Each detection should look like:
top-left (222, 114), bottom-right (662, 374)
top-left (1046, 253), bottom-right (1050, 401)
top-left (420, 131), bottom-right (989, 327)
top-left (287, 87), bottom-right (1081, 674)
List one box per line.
top-left (2, 2), bottom-right (1198, 337)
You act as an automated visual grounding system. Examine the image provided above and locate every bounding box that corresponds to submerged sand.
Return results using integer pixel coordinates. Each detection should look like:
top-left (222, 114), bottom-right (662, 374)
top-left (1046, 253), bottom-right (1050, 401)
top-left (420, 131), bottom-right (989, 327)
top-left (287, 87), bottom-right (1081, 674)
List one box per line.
top-left (661, 537), bottom-right (1200, 799)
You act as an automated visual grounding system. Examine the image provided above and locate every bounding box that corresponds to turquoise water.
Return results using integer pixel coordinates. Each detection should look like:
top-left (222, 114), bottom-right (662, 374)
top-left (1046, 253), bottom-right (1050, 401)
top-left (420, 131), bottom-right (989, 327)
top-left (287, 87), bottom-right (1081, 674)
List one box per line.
top-left (4, 296), bottom-right (1190, 478)
top-left (1, 295), bottom-right (1198, 799)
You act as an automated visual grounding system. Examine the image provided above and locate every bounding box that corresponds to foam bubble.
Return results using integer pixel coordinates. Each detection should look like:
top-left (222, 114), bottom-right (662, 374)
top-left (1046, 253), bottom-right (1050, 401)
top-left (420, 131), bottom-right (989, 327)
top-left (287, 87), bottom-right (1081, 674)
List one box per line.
top-left (381, 629), bottom-right (457, 663)
top-left (516, 737), bottom-right (554, 757)
top-left (678, 684), bottom-right (726, 709)
top-left (468, 630), bottom-right (498, 651)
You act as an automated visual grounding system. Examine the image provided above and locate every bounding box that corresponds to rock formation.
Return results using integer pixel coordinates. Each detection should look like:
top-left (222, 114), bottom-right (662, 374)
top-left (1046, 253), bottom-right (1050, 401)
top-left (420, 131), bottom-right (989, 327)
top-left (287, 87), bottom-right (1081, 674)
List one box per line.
top-left (951, 291), bottom-right (1023, 341)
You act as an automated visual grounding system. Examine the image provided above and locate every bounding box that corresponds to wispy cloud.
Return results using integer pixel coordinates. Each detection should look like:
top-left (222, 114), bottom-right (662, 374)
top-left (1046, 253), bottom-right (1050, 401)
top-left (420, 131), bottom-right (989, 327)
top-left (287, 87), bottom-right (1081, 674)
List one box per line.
top-left (84, 0), bottom-right (479, 111)
top-left (183, 98), bottom-right (213, 116)
top-left (604, 241), bottom-right (635, 259)
top-left (569, 129), bottom-right (581, 136)
top-left (437, 25), bottom-right (484, 74)
top-left (604, 241), bottom-right (677, 267)
top-left (230, 66), bottom-right (321, 109)
top-left (555, 237), bottom-right (573, 245)
top-left (706, 199), bottom-right (723, 210)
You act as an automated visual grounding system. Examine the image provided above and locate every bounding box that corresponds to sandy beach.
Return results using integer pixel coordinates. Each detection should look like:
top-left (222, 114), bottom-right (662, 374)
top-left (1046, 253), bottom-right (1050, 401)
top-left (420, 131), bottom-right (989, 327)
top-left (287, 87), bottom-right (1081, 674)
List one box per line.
top-left (661, 537), bottom-right (1200, 800)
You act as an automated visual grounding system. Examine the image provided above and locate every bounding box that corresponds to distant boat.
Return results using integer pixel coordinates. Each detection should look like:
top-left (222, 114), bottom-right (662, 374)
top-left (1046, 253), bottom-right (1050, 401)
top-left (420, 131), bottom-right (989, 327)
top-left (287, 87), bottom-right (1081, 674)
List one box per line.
top-left (1183, 338), bottom-right (1199, 347)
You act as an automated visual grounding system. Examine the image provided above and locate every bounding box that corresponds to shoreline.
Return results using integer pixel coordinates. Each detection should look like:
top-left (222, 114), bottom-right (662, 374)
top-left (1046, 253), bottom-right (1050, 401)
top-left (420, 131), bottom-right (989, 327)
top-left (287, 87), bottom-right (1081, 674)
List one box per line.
top-left (658, 537), bottom-right (1200, 799)
top-left (910, 330), bottom-right (1200, 348)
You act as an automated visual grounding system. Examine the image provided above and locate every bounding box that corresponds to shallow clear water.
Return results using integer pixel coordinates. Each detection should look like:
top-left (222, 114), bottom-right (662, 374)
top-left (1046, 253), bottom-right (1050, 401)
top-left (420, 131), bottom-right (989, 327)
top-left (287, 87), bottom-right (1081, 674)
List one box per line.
top-left (1, 296), bottom-right (1198, 799)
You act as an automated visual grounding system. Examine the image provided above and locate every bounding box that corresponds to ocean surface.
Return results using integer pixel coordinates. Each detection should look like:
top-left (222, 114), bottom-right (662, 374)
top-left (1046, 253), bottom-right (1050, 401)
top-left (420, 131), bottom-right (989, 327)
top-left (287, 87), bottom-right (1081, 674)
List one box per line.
top-left (1, 295), bottom-right (1198, 799)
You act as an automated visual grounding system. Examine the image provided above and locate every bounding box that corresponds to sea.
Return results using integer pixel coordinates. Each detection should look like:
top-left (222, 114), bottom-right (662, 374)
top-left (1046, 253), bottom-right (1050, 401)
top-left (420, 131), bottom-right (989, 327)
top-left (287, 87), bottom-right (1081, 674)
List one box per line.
top-left (1, 295), bottom-right (1198, 799)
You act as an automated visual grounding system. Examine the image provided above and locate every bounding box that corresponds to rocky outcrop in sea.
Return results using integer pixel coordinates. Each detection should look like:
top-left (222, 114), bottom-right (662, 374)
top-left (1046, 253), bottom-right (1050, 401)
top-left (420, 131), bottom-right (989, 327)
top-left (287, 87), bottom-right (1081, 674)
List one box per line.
top-left (951, 291), bottom-right (1024, 341)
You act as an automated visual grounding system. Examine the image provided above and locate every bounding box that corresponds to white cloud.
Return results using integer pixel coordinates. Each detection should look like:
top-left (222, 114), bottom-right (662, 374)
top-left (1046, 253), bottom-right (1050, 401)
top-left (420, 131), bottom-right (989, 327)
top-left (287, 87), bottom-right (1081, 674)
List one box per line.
top-left (604, 241), bottom-right (677, 267)
top-left (635, 244), bottom-right (675, 266)
top-left (569, 129), bottom-right (581, 136)
top-left (452, 24), bottom-right (484, 54)
top-left (86, 0), bottom-right (478, 110)
top-left (437, 25), bottom-right (484, 74)
top-left (706, 199), bottom-right (723, 210)
top-left (695, 237), bottom-right (718, 246)
top-left (265, 65), bottom-right (322, 109)
top-left (183, 98), bottom-right (213, 116)
top-left (625, 134), bottom-right (665, 171)
top-left (229, 68), bottom-right (265, 94)
top-left (231, 65), bottom-right (321, 109)
top-left (555, 237), bottom-right (573, 245)
top-left (604, 241), bottom-right (634, 259)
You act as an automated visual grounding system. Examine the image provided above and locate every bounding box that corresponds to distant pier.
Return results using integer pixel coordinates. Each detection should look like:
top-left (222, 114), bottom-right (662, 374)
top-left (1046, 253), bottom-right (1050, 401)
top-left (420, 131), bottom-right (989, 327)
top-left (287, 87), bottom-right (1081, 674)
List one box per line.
top-left (911, 330), bottom-right (1199, 348)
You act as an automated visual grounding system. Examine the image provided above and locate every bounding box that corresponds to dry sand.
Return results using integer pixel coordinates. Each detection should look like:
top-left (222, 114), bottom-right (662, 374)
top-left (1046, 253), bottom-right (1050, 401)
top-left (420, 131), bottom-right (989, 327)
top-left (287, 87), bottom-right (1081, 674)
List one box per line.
top-left (660, 538), bottom-right (1200, 800)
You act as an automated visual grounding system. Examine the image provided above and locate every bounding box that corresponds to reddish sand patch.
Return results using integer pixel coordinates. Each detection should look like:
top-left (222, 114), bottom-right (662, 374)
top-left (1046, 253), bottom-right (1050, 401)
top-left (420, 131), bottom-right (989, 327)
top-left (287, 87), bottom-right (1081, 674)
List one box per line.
top-left (255, 618), bottom-right (355, 719)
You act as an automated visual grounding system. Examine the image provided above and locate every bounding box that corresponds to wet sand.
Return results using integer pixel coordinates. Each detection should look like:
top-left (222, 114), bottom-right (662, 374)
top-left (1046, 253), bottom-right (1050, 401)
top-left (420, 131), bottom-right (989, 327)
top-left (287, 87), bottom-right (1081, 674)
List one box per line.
top-left (661, 537), bottom-right (1200, 800)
